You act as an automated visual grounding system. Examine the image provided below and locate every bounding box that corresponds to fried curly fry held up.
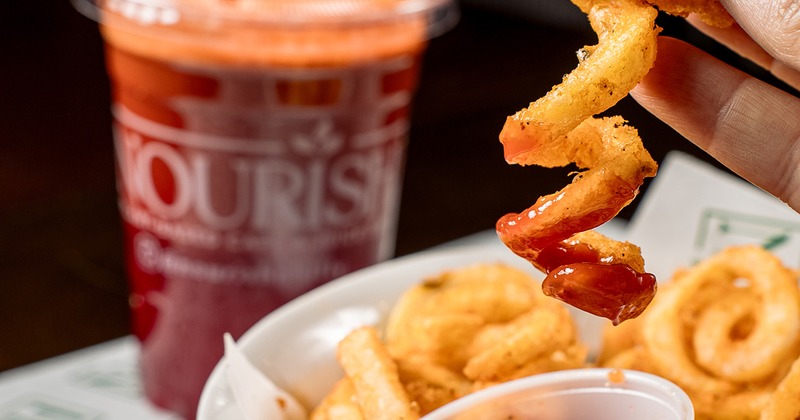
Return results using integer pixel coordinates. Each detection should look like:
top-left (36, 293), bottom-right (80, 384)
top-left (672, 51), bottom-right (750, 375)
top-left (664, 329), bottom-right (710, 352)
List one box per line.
top-left (496, 0), bottom-right (661, 325)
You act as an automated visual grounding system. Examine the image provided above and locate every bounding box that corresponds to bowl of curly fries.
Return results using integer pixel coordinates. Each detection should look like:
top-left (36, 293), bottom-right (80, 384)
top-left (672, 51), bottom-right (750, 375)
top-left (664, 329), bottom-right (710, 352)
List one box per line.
top-left (196, 243), bottom-right (696, 420)
top-left (198, 238), bottom-right (800, 420)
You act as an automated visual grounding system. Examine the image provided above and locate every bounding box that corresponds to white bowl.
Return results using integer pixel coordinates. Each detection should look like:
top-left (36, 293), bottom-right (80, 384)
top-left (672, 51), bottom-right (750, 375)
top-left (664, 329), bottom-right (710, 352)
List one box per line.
top-left (197, 240), bottom-right (689, 419)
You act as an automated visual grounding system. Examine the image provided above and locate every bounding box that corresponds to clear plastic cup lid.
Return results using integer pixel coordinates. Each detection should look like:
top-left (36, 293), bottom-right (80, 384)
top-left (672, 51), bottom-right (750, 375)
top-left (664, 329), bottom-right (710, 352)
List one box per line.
top-left (72, 0), bottom-right (459, 40)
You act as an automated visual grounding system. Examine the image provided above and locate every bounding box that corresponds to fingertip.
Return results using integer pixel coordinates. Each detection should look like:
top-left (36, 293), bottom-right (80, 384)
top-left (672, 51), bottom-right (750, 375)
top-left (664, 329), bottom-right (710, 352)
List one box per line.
top-left (630, 36), bottom-right (751, 150)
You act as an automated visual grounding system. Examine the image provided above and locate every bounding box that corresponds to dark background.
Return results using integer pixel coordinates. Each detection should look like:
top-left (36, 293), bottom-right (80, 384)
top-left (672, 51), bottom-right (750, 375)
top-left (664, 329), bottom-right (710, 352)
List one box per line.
top-left (0, 1), bottom-right (784, 373)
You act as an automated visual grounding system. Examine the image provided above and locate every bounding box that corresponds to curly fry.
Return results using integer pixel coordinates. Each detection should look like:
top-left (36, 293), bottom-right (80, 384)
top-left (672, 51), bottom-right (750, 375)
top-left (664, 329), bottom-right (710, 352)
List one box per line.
top-left (495, 0), bottom-right (662, 324)
top-left (500, 0), bottom-right (659, 166)
top-left (762, 357), bottom-right (800, 420)
top-left (498, 117), bottom-right (657, 255)
top-left (642, 246), bottom-right (800, 387)
top-left (621, 246), bottom-right (800, 418)
top-left (599, 247), bottom-right (800, 419)
top-left (495, 0), bottom-right (734, 325)
top-left (497, 115), bottom-right (658, 324)
top-left (463, 303), bottom-right (580, 383)
top-left (385, 264), bottom-right (541, 369)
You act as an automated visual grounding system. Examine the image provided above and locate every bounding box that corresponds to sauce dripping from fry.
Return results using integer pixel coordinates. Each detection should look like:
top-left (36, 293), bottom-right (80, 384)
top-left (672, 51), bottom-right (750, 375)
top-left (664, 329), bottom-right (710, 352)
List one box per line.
top-left (495, 168), bottom-right (658, 325)
top-left (535, 241), bottom-right (656, 325)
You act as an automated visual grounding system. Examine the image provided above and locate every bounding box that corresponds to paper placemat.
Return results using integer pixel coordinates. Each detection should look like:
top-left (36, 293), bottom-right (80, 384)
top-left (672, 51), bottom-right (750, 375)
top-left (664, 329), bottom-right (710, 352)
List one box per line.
top-left (0, 337), bottom-right (179, 420)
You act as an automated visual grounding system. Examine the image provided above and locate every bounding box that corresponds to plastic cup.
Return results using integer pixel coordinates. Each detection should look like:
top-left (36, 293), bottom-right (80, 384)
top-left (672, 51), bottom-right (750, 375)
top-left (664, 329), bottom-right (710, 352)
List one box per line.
top-left (422, 368), bottom-right (695, 420)
top-left (71, 1), bottom-right (458, 418)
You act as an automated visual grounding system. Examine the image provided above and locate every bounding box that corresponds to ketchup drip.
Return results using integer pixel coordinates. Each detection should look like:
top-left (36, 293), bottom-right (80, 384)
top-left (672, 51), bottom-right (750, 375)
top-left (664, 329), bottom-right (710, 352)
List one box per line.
top-left (536, 241), bottom-right (656, 325)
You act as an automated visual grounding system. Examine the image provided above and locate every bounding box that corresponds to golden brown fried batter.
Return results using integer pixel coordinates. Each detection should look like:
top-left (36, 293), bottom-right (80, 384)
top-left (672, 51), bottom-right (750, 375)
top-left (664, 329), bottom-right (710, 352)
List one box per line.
top-left (646, 0), bottom-right (734, 27)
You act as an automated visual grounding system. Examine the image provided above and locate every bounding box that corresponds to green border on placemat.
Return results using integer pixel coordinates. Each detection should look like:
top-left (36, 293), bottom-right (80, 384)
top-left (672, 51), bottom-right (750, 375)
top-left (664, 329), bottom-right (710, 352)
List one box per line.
top-left (693, 208), bottom-right (800, 266)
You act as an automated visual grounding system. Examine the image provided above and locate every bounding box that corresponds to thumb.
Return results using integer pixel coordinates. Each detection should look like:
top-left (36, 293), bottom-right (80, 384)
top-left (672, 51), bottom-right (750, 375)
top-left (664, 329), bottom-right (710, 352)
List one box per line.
top-left (721, 0), bottom-right (800, 71)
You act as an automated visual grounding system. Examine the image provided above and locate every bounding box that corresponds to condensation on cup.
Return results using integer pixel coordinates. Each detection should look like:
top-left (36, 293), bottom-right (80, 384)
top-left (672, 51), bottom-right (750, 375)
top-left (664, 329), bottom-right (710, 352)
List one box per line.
top-left (72, 1), bottom-right (459, 417)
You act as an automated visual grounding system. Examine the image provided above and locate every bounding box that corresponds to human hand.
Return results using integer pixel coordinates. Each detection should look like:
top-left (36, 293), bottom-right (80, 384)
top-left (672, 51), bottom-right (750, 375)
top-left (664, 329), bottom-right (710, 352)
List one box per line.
top-left (630, 0), bottom-right (800, 211)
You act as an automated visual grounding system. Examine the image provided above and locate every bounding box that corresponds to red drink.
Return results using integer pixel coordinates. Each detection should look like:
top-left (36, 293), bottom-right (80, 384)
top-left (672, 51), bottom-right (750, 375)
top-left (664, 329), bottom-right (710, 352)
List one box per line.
top-left (74, 1), bottom-right (458, 417)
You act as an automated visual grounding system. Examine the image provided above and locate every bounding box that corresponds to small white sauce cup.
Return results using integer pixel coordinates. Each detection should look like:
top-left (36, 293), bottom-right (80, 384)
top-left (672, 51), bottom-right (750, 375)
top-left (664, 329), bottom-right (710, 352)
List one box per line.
top-left (422, 368), bottom-right (694, 420)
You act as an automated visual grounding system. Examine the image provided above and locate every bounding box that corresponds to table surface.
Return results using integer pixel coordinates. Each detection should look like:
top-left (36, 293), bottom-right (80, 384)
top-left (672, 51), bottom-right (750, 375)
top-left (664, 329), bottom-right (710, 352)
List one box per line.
top-left (0, 0), bottom-right (789, 391)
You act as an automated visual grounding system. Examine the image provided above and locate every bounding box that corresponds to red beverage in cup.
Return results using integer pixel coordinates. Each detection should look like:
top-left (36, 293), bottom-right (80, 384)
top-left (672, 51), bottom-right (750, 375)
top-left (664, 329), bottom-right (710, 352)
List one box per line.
top-left (73, 1), bottom-right (457, 417)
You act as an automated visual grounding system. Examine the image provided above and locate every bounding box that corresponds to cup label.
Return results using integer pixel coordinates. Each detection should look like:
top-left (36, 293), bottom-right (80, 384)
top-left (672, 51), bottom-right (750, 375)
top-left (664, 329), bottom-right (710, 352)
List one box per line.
top-left (112, 56), bottom-right (415, 288)
top-left (113, 111), bottom-right (406, 287)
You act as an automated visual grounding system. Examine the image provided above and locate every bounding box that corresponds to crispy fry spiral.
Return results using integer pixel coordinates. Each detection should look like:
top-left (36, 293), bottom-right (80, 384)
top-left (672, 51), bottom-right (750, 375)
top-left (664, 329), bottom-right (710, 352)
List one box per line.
top-left (496, 0), bottom-right (735, 322)
top-left (496, 0), bottom-right (661, 323)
